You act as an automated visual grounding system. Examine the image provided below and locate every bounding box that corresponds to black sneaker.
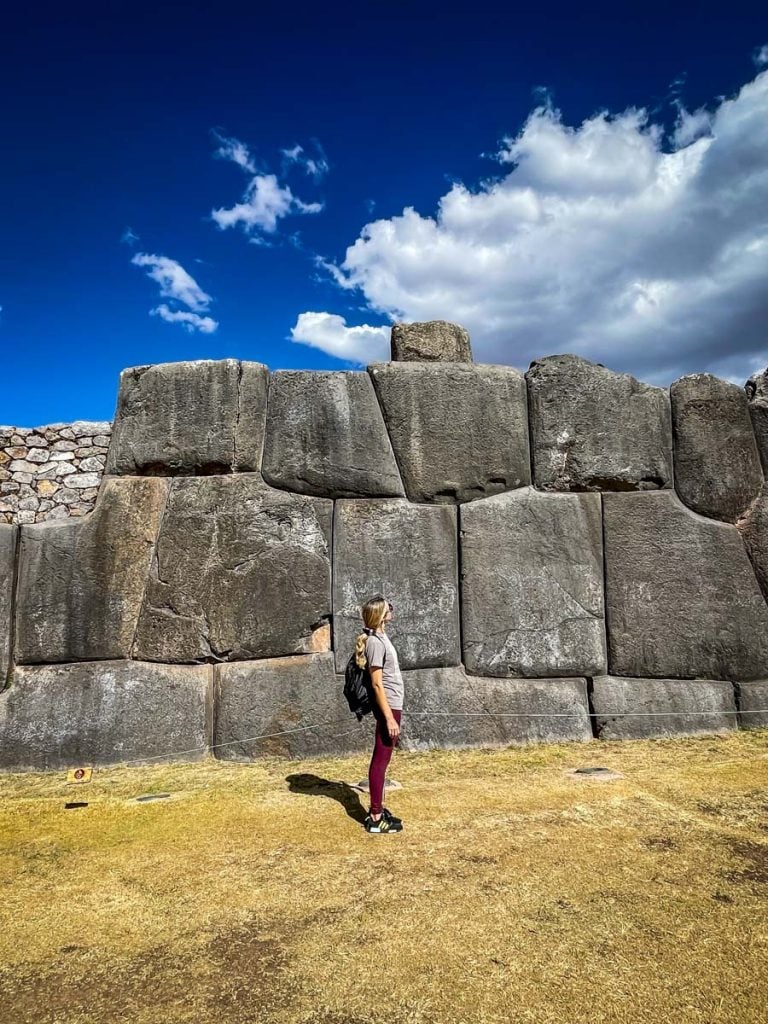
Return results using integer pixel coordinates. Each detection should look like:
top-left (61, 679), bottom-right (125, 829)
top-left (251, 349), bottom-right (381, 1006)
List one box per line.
top-left (381, 806), bottom-right (402, 825)
top-left (364, 812), bottom-right (403, 834)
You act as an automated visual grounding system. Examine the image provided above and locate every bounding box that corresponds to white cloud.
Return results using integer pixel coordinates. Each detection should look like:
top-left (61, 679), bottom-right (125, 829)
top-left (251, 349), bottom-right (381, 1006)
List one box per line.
top-left (754, 44), bottom-right (768, 67)
top-left (213, 133), bottom-right (257, 173)
top-left (151, 304), bottom-right (218, 334)
top-left (121, 226), bottom-right (139, 246)
top-left (281, 142), bottom-right (330, 180)
top-left (295, 68), bottom-right (768, 384)
top-left (290, 312), bottom-right (389, 362)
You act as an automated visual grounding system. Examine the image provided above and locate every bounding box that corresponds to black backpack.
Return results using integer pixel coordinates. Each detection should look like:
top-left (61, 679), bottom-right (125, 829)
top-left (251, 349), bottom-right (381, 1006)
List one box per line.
top-left (343, 629), bottom-right (384, 721)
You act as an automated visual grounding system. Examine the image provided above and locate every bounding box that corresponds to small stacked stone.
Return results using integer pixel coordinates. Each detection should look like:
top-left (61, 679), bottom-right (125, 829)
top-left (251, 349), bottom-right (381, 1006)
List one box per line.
top-left (0, 421), bottom-right (112, 524)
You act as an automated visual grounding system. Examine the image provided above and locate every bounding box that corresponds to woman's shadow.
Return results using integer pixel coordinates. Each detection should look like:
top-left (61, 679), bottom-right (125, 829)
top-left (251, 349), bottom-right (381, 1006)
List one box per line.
top-left (285, 773), bottom-right (368, 824)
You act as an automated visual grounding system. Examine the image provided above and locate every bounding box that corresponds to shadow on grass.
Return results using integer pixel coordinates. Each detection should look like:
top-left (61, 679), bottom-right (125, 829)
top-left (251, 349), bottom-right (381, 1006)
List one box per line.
top-left (285, 773), bottom-right (368, 823)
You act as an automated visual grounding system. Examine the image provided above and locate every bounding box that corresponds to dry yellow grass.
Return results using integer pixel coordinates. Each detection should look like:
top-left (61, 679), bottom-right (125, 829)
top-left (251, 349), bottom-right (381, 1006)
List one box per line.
top-left (1, 730), bottom-right (767, 1024)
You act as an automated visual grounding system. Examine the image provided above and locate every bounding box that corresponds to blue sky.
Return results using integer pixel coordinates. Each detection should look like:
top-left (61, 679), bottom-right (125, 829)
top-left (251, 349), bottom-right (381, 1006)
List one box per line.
top-left (3, 2), bottom-right (768, 426)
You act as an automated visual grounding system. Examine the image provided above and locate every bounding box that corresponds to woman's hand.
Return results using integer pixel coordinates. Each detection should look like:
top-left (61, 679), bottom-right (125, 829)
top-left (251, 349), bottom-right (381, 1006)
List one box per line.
top-left (387, 716), bottom-right (401, 744)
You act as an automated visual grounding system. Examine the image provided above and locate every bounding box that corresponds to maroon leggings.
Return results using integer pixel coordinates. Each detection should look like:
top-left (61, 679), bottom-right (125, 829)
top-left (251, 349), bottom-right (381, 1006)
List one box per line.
top-left (368, 707), bottom-right (402, 815)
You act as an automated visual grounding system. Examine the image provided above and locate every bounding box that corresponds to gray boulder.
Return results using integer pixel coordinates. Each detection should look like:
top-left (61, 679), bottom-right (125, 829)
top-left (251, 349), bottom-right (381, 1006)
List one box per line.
top-left (603, 491), bottom-right (768, 680)
top-left (16, 478), bottom-right (169, 663)
top-left (733, 680), bottom-right (768, 730)
top-left (526, 354), bottom-right (673, 491)
top-left (368, 362), bottom-right (530, 503)
top-left (390, 321), bottom-right (472, 362)
top-left (333, 499), bottom-right (460, 672)
top-left (132, 475), bottom-right (333, 663)
top-left (0, 525), bottom-right (17, 683)
top-left (670, 373), bottom-right (763, 522)
top-left (736, 487), bottom-right (768, 602)
top-left (262, 371), bottom-right (403, 498)
top-left (214, 653), bottom-right (373, 760)
top-left (0, 660), bottom-right (210, 770)
top-left (106, 360), bottom-right (268, 475)
top-left (460, 488), bottom-right (606, 677)
top-left (745, 367), bottom-right (768, 476)
top-left (592, 676), bottom-right (737, 740)
top-left (399, 668), bottom-right (593, 749)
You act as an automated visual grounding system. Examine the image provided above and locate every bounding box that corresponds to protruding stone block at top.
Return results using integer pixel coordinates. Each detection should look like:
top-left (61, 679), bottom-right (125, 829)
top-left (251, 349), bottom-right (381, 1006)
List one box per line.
top-left (369, 362), bottom-right (530, 503)
top-left (526, 354), bottom-right (673, 491)
top-left (390, 320), bottom-right (473, 362)
top-left (106, 359), bottom-right (269, 475)
top-left (670, 373), bottom-right (763, 523)
top-left (745, 366), bottom-right (768, 476)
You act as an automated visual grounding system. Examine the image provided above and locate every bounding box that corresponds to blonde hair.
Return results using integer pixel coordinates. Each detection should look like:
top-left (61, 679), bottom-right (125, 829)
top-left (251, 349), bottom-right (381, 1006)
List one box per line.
top-left (354, 595), bottom-right (389, 668)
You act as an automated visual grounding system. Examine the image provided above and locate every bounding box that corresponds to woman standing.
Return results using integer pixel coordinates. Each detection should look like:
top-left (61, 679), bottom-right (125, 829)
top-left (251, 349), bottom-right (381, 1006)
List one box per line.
top-left (355, 595), bottom-right (404, 834)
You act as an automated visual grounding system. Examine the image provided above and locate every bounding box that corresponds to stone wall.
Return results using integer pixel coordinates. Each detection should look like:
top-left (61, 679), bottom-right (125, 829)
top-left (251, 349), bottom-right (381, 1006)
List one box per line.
top-left (1, 327), bottom-right (767, 771)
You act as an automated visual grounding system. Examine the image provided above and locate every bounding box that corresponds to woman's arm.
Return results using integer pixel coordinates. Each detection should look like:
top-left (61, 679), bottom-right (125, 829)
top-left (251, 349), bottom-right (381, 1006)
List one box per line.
top-left (368, 667), bottom-right (400, 742)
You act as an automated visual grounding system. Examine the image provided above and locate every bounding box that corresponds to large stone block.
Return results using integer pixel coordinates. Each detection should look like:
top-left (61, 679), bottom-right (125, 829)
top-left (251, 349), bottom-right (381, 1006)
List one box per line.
top-left (333, 499), bottom-right (460, 672)
top-left (737, 486), bottom-right (768, 602)
top-left (16, 477), bottom-right (168, 663)
top-left (399, 667), bottom-right (593, 749)
top-left (526, 354), bottom-right (673, 491)
top-left (460, 489), bottom-right (606, 677)
top-left (603, 491), bottom-right (768, 680)
top-left (733, 680), bottom-right (768, 730)
top-left (670, 373), bottom-right (763, 522)
top-left (390, 321), bottom-right (472, 362)
top-left (132, 475), bottom-right (333, 663)
top-left (369, 362), bottom-right (530, 503)
top-left (591, 676), bottom-right (737, 740)
top-left (106, 360), bottom-right (268, 475)
top-left (746, 367), bottom-right (768, 476)
top-left (0, 660), bottom-right (210, 771)
top-left (261, 371), bottom-right (403, 498)
top-left (214, 653), bottom-right (373, 760)
top-left (0, 525), bottom-right (17, 683)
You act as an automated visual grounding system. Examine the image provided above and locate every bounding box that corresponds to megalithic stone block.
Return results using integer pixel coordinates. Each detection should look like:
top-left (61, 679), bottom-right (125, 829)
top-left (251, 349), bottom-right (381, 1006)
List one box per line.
top-left (745, 367), bottom-right (768, 476)
top-left (526, 354), bottom-right (673, 491)
top-left (591, 676), bottom-right (737, 740)
top-left (214, 653), bottom-right (373, 760)
top-left (460, 488), bottom-right (606, 677)
top-left (390, 321), bottom-right (472, 362)
top-left (0, 660), bottom-right (211, 770)
top-left (398, 667), bottom-right (593, 749)
top-left (603, 491), bottom-right (768, 680)
top-left (670, 373), bottom-right (763, 522)
top-left (0, 525), bottom-right (17, 683)
top-left (368, 362), bottom-right (530, 503)
top-left (261, 371), bottom-right (404, 498)
top-left (106, 359), bottom-right (268, 475)
top-left (15, 477), bottom-right (169, 663)
top-left (733, 680), bottom-right (768, 730)
top-left (737, 486), bottom-right (768, 602)
top-left (132, 475), bottom-right (333, 663)
top-left (333, 499), bottom-right (460, 672)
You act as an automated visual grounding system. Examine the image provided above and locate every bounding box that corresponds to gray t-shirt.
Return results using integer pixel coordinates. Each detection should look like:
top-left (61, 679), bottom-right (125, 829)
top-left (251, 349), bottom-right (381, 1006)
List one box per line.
top-left (364, 630), bottom-right (404, 711)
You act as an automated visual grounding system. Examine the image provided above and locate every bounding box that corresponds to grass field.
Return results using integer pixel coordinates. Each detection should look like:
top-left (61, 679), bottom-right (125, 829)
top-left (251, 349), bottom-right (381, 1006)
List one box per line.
top-left (1, 730), bottom-right (767, 1024)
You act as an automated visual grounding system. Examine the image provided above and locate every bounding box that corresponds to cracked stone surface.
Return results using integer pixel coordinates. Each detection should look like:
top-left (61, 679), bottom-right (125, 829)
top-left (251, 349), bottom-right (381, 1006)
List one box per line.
top-left (398, 667), bottom-right (592, 749)
top-left (15, 477), bottom-right (168, 663)
top-left (215, 653), bottom-right (373, 759)
top-left (604, 491), bottom-right (768, 680)
top-left (460, 488), bottom-right (606, 677)
top-left (333, 498), bottom-right (460, 672)
top-left (106, 360), bottom-right (268, 475)
top-left (526, 354), bottom-right (673, 491)
top-left (0, 525), bottom-right (17, 681)
top-left (262, 371), bottom-right (403, 498)
top-left (746, 366), bottom-right (768, 477)
top-left (390, 320), bottom-right (472, 362)
top-left (132, 475), bottom-right (333, 663)
top-left (368, 362), bottom-right (530, 503)
top-left (592, 676), bottom-right (737, 740)
top-left (670, 373), bottom-right (763, 523)
top-left (0, 660), bottom-right (210, 770)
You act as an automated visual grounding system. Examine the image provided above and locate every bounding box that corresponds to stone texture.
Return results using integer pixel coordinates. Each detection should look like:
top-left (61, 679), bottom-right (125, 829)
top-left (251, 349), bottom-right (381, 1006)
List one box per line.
top-left (0, 525), bottom-right (17, 683)
top-left (132, 475), bottom-right (333, 663)
top-left (15, 477), bottom-right (169, 662)
top-left (603, 491), bottom-right (768, 680)
top-left (592, 676), bottom-right (737, 740)
top-left (398, 668), bottom-right (593, 749)
top-left (106, 360), bottom-right (268, 475)
top-left (0, 661), bottom-right (210, 770)
top-left (671, 373), bottom-right (763, 522)
top-left (214, 653), bottom-right (372, 760)
top-left (369, 362), bottom-right (530, 503)
top-left (733, 680), bottom-right (768, 730)
top-left (333, 499), bottom-right (460, 672)
top-left (737, 486), bottom-right (768, 603)
top-left (390, 321), bottom-right (472, 363)
top-left (746, 367), bottom-right (768, 476)
top-left (461, 489), bottom-right (605, 677)
top-left (526, 354), bottom-right (673, 492)
top-left (262, 371), bottom-right (404, 498)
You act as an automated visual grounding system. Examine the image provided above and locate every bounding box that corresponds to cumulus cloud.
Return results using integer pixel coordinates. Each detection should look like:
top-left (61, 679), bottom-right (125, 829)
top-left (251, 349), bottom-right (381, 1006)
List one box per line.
top-left (151, 304), bottom-right (218, 334)
top-left (754, 45), bottom-right (768, 68)
top-left (294, 68), bottom-right (768, 385)
top-left (290, 312), bottom-right (389, 362)
top-left (131, 252), bottom-right (218, 333)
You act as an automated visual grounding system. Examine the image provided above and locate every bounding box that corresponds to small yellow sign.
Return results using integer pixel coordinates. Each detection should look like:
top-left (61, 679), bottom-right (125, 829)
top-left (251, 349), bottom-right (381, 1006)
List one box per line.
top-left (67, 767), bottom-right (93, 784)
